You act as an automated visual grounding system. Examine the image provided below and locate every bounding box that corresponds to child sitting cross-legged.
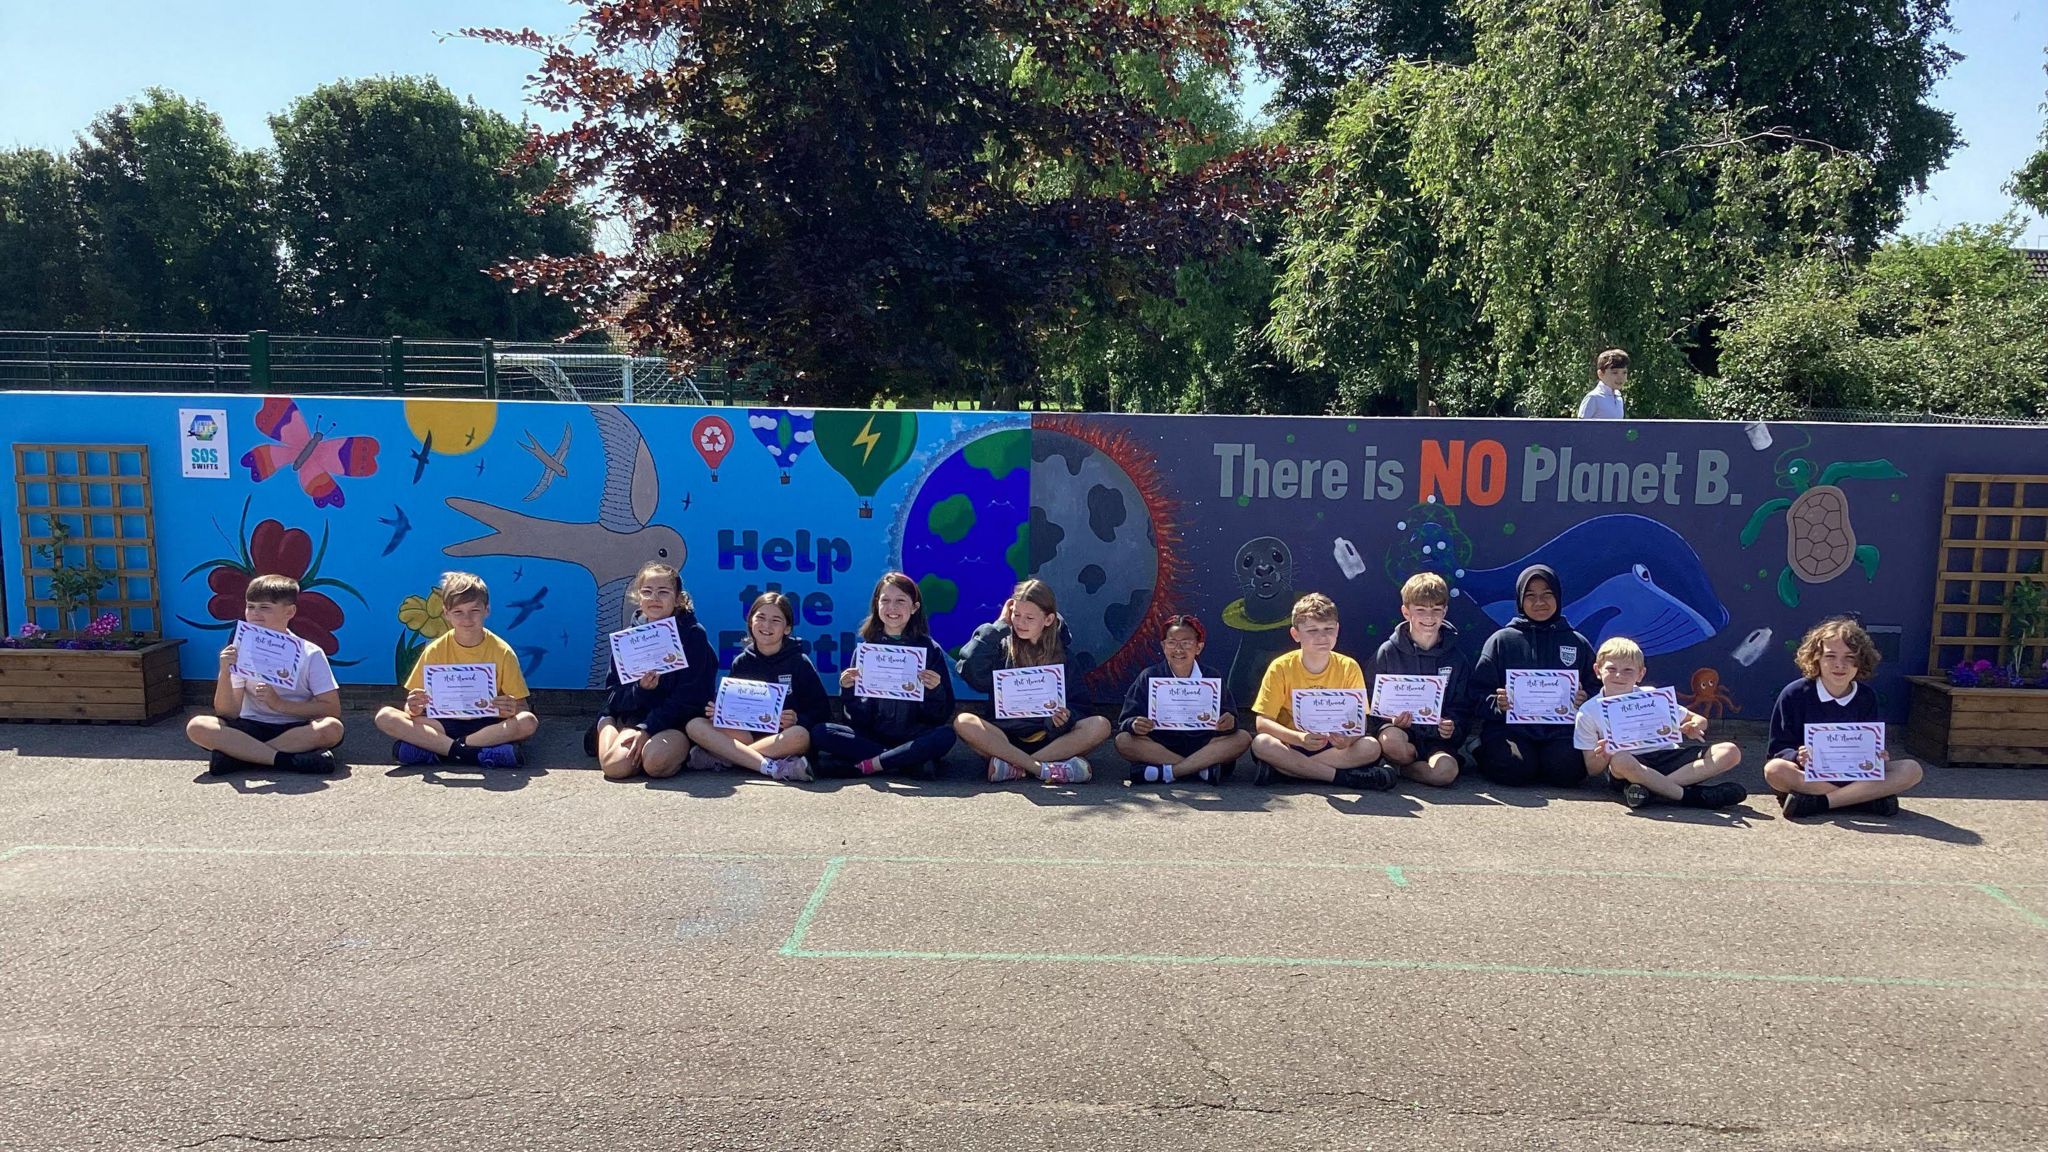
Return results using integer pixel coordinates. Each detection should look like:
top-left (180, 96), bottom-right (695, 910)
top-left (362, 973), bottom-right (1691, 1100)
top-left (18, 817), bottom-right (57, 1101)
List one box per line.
top-left (185, 574), bottom-right (345, 775)
top-left (374, 571), bottom-right (539, 769)
top-left (1574, 637), bottom-right (1746, 810)
top-left (1114, 614), bottom-right (1252, 786)
top-left (1248, 592), bottom-right (1397, 791)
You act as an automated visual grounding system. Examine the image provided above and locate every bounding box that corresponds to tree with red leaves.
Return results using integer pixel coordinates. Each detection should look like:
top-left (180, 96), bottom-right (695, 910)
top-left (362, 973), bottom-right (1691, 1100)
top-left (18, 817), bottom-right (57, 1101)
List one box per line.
top-left (471, 1), bottom-right (1286, 407)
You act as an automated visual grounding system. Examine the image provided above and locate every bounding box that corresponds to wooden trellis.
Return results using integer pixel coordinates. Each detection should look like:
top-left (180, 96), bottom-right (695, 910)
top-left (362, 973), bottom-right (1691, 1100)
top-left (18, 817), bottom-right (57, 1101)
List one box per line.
top-left (13, 444), bottom-right (161, 636)
top-left (1927, 473), bottom-right (2048, 674)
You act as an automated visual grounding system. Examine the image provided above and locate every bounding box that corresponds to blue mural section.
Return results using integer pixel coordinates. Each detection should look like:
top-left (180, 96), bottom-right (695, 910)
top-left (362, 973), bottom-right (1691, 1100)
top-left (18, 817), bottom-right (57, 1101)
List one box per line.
top-left (2, 390), bottom-right (2044, 719)
top-left (0, 393), bottom-right (1016, 691)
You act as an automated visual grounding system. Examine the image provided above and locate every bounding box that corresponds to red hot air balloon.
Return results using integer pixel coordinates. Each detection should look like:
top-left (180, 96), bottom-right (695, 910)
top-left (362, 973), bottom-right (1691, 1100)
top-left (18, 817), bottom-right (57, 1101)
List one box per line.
top-left (692, 415), bottom-right (733, 481)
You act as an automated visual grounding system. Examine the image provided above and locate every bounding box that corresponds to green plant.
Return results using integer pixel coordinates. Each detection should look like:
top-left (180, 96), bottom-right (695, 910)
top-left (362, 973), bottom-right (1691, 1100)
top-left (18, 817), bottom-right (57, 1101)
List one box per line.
top-left (2003, 558), bottom-right (2048, 681)
top-left (33, 517), bottom-right (112, 634)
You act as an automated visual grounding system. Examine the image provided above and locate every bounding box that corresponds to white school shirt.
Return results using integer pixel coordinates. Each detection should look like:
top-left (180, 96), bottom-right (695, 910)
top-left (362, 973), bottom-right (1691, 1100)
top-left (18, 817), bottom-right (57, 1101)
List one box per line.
top-left (1576, 382), bottom-right (1625, 420)
top-left (1816, 679), bottom-right (1859, 706)
top-left (232, 633), bottom-right (339, 724)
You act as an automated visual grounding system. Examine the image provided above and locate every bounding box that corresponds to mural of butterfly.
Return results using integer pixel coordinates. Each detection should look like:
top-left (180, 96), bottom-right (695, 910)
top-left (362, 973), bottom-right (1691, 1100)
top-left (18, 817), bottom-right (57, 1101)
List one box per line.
top-left (240, 397), bottom-right (381, 509)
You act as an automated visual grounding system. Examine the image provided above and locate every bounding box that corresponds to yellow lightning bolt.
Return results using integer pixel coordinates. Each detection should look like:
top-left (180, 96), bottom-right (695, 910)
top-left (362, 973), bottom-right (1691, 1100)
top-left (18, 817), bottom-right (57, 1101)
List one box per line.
top-left (852, 415), bottom-right (882, 464)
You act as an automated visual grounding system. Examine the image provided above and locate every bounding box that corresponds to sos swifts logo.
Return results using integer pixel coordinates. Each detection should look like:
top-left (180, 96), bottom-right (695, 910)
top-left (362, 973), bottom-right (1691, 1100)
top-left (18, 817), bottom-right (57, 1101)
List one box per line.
top-left (178, 407), bottom-right (231, 480)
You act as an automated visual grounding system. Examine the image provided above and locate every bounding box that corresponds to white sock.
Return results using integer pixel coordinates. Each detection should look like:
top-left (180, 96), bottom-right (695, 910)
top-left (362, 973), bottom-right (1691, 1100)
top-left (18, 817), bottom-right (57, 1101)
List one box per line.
top-left (1160, 765), bottom-right (1176, 783)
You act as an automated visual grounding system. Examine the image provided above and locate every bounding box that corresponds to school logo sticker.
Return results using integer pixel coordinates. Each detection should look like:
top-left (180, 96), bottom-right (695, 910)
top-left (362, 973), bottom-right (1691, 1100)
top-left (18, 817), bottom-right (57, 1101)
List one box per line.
top-left (1560, 646), bottom-right (1578, 666)
top-left (179, 407), bottom-right (231, 479)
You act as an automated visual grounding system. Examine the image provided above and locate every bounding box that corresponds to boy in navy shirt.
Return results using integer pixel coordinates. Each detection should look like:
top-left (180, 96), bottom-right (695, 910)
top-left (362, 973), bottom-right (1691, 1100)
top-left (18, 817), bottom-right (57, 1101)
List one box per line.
top-left (1368, 573), bottom-right (1470, 786)
top-left (1764, 617), bottom-right (1924, 819)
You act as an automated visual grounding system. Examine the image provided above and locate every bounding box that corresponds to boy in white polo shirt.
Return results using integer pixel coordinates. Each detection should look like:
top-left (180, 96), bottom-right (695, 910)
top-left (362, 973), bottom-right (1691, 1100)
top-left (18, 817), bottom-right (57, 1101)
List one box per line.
top-left (185, 575), bottom-right (345, 774)
top-left (1576, 348), bottom-right (1629, 419)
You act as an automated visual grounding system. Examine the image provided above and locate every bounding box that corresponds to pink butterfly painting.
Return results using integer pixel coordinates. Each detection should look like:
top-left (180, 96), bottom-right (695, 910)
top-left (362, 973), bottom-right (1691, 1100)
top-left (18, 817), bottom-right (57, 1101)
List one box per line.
top-left (239, 398), bottom-right (380, 509)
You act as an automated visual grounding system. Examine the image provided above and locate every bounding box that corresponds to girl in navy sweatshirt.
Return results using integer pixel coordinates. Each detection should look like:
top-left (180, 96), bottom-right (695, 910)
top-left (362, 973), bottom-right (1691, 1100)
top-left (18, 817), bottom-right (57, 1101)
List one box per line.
top-left (1469, 564), bottom-right (1600, 788)
top-left (589, 561), bottom-right (717, 780)
top-left (1764, 616), bottom-right (1924, 819)
top-left (813, 572), bottom-right (958, 777)
top-left (684, 592), bottom-right (829, 783)
top-left (954, 579), bottom-right (1111, 784)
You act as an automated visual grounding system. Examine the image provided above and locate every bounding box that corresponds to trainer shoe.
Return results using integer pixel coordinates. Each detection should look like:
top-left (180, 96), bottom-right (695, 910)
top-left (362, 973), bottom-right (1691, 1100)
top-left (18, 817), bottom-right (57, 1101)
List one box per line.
top-left (687, 746), bottom-right (726, 772)
top-left (207, 751), bottom-right (238, 776)
top-left (1336, 763), bottom-right (1399, 791)
top-left (1125, 763), bottom-right (1170, 785)
top-left (1249, 758), bottom-right (1273, 787)
top-left (1042, 757), bottom-right (1092, 785)
top-left (1683, 781), bottom-right (1748, 809)
top-left (987, 757), bottom-right (1029, 783)
top-left (765, 755), bottom-right (813, 783)
top-left (1781, 792), bottom-right (1830, 820)
top-left (282, 749), bottom-right (340, 774)
top-left (1862, 794), bottom-right (1901, 817)
top-left (1620, 782), bottom-right (1651, 809)
top-left (475, 743), bottom-right (522, 770)
top-left (393, 741), bottom-right (439, 767)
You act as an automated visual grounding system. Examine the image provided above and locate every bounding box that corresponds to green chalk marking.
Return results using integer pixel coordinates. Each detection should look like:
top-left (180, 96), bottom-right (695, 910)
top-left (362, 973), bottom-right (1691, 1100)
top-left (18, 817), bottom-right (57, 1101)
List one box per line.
top-left (1977, 884), bottom-right (2048, 930)
top-left (783, 947), bottom-right (2048, 992)
top-left (780, 856), bottom-right (848, 955)
top-left (1384, 865), bottom-right (1409, 888)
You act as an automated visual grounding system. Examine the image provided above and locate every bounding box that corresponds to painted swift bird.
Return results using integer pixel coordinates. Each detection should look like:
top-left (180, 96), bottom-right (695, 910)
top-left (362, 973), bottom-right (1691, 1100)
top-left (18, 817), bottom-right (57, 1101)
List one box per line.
top-left (521, 425), bottom-right (572, 501)
top-left (378, 505), bottom-right (413, 556)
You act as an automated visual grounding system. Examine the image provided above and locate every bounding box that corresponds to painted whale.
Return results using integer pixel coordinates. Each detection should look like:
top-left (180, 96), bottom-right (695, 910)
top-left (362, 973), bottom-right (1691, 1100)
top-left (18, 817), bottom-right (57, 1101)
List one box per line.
top-left (1457, 514), bottom-right (1728, 656)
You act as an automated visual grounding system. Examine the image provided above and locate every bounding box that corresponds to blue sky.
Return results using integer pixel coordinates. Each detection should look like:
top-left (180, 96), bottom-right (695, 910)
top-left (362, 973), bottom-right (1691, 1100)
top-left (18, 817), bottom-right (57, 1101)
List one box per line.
top-left (1, 0), bottom-right (2042, 239)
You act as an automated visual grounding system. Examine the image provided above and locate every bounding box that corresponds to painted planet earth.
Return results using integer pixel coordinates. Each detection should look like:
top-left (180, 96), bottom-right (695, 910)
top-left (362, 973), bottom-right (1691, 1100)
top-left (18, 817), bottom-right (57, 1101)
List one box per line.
top-left (1028, 428), bottom-right (1158, 683)
top-left (899, 428), bottom-right (1033, 653)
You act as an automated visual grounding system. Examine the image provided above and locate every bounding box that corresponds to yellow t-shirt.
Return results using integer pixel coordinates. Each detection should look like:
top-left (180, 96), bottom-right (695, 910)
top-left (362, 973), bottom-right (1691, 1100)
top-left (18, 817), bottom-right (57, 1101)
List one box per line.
top-left (1252, 649), bottom-right (1365, 730)
top-left (403, 629), bottom-right (531, 699)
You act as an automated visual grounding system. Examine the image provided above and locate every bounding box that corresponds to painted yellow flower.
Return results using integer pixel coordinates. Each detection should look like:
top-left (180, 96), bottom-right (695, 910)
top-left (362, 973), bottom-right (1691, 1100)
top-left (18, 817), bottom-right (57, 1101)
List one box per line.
top-left (398, 590), bottom-right (449, 639)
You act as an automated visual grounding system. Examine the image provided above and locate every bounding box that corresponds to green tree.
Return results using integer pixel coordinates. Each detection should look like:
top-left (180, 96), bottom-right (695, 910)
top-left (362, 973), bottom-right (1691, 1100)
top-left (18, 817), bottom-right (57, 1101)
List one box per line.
top-left (269, 76), bottom-right (593, 339)
top-left (2012, 50), bottom-right (2048, 218)
top-left (0, 149), bottom-right (91, 329)
top-left (475, 0), bottom-right (1283, 408)
top-left (72, 90), bottom-right (282, 331)
top-left (1271, 0), bottom-right (1866, 416)
top-left (1712, 222), bottom-right (2048, 420)
top-left (1254, 0), bottom-right (1956, 246)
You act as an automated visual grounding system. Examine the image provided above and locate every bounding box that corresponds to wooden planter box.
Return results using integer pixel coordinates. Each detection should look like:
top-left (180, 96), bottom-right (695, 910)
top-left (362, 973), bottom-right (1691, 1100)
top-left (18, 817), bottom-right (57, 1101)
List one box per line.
top-left (1904, 675), bottom-right (2048, 767)
top-left (0, 639), bottom-right (185, 723)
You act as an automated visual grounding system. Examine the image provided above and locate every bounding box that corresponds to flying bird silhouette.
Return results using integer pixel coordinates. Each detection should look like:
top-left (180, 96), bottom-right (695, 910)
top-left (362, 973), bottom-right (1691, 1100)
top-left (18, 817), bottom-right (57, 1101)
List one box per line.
top-left (410, 431), bottom-right (433, 484)
top-left (445, 406), bottom-right (688, 686)
top-left (521, 425), bottom-right (572, 501)
top-left (505, 587), bottom-right (549, 630)
top-left (377, 505), bottom-right (413, 556)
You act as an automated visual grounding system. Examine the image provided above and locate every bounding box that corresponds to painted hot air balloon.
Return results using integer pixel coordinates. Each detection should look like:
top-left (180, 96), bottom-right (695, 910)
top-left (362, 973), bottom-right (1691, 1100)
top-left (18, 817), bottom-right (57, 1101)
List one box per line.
top-left (692, 414), bottom-right (733, 481)
top-left (746, 408), bottom-right (815, 484)
top-left (814, 410), bottom-right (917, 518)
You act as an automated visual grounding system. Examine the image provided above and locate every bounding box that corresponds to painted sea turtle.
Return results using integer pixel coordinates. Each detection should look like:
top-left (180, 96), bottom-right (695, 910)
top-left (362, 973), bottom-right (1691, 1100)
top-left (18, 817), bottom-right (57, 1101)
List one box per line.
top-left (1739, 445), bottom-right (1903, 607)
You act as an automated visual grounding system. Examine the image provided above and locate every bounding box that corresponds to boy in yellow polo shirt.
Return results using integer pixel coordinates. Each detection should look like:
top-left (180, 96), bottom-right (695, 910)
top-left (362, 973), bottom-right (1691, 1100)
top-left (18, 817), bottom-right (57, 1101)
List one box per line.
top-left (373, 571), bottom-right (539, 768)
top-left (1249, 592), bottom-right (1397, 791)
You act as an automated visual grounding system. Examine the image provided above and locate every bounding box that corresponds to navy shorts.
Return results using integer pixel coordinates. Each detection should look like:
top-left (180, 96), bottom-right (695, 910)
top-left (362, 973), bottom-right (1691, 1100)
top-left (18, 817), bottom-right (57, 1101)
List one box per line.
top-left (1140, 728), bottom-right (1235, 759)
top-left (1603, 742), bottom-right (1707, 789)
top-left (226, 716), bottom-right (310, 744)
top-left (435, 716), bottom-right (499, 744)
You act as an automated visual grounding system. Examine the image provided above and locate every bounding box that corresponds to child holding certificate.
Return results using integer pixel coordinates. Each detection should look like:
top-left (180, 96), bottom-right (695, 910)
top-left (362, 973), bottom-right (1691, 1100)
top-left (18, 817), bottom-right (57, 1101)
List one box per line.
top-left (589, 562), bottom-right (717, 781)
top-left (374, 571), bottom-right (539, 768)
top-left (1469, 564), bottom-right (1599, 789)
top-left (954, 579), bottom-right (1110, 784)
top-left (1248, 593), bottom-right (1396, 790)
top-left (1573, 637), bottom-right (1746, 809)
top-left (1114, 614), bottom-right (1250, 785)
top-left (1367, 573), bottom-right (1471, 787)
top-left (684, 593), bottom-right (827, 782)
top-left (813, 572), bottom-right (957, 777)
top-left (1764, 617), bottom-right (1923, 820)
top-left (185, 575), bottom-right (345, 775)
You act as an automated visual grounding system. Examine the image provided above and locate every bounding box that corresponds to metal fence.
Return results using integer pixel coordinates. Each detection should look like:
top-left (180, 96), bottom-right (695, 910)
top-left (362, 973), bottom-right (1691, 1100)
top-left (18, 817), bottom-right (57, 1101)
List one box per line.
top-left (0, 330), bottom-right (750, 405)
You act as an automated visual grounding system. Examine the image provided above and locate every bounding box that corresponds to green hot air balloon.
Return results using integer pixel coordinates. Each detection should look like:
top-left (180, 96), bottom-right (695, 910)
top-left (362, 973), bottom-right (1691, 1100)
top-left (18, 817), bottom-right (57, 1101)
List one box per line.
top-left (813, 410), bottom-right (918, 518)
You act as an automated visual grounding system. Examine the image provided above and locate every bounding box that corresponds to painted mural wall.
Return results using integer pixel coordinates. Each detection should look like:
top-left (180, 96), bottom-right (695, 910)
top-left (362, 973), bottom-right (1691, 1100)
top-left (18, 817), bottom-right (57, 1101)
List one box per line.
top-left (2, 390), bottom-right (2041, 718)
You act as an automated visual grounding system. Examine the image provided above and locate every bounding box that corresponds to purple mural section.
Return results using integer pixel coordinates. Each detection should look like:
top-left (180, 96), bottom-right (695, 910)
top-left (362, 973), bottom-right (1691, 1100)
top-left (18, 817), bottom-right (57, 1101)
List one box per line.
top-left (1041, 415), bottom-right (2043, 720)
top-left (1, 389), bottom-right (2041, 719)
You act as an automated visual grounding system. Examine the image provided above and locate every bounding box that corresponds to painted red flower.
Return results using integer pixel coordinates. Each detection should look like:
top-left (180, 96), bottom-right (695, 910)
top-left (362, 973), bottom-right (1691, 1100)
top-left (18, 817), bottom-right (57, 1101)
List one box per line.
top-left (183, 498), bottom-right (362, 657)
